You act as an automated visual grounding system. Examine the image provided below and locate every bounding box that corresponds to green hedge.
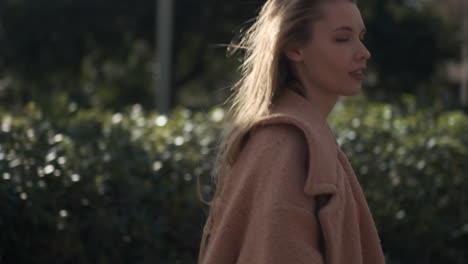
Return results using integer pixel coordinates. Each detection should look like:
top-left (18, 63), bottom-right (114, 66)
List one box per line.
top-left (0, 96), bottom-right (467, 264)
top-left (331, 97), bottom-right (468, 264)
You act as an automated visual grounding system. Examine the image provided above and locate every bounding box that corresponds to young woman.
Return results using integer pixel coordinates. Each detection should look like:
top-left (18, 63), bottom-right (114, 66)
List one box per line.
top-left (197, 0), bottom-right (386, 263)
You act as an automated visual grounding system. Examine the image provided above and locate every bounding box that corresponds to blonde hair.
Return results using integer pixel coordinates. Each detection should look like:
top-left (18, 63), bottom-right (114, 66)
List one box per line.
top-left (197, 0), bottom-right (357, 262)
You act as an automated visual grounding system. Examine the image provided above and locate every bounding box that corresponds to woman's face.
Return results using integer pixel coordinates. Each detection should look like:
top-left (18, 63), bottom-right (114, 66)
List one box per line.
top-left (287, 2), bottom-right (371, 97)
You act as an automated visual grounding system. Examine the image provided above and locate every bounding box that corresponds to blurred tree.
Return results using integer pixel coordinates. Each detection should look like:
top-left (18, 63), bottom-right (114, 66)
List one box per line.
top-left (0, 0), bottom-right (155, 111)
top-left (0, 0), bottom-right (462, 111)
top-left (429, 0), bottom-right (468, 107)
top-left (172, 0), bottom-right (264, 109)
top-left (360, 0), bottom-right (460, 106)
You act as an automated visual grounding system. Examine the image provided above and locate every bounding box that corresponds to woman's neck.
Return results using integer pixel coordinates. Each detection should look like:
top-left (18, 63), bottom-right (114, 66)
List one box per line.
top-left (288, 79), bottom-right (338, 121)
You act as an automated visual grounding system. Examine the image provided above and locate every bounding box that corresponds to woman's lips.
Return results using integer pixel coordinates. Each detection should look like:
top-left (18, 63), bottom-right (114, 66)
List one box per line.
top-left (349, 70), bottom-right (365, 81)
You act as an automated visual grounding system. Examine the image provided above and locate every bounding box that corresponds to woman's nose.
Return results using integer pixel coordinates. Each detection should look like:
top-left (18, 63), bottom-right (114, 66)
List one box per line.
top-left (363, 46), bottom-right (371, 60)
top-left (359, 42), bottom-right (371, 60)
top-left (356, 42), bottom-right (372, 60)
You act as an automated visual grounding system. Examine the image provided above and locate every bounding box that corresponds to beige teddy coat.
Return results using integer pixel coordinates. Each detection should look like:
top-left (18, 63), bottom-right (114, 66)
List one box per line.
top-left (198, 88), bottom-right (386, 264)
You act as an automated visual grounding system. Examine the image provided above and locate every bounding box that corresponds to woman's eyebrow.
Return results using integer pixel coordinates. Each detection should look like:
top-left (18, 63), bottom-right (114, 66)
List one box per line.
top-left (334, 26), bottom-right (367, 34)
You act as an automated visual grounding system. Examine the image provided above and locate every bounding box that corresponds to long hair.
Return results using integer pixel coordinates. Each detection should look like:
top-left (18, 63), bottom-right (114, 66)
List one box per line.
top-left (197, 0), bottom-right (357, 262)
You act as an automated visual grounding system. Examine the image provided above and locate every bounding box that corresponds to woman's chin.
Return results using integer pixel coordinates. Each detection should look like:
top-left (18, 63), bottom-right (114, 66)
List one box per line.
top-left (342, 85), bottom-right (362, 96)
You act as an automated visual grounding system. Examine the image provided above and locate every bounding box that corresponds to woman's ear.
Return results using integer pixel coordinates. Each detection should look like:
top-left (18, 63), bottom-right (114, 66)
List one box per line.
top-left (284, 41), bottom-right (304, 62)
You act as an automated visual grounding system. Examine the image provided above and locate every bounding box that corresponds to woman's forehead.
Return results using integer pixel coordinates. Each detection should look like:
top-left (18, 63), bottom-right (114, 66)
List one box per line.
top-left (316, 2), bottom-right (365, 32)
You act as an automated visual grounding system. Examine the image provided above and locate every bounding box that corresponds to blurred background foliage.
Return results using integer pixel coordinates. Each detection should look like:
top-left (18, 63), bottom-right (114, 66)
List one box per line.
top-left (0, 0), bottom-right (465, 112)
top-left (0, 96), bottom-right (467, 263)
top-left (0, 0), bottom-right (467, 263)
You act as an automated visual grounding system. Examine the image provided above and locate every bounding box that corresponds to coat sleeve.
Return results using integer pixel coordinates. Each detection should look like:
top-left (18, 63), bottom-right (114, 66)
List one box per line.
top-left (200, 124), bottom-right (326, 264)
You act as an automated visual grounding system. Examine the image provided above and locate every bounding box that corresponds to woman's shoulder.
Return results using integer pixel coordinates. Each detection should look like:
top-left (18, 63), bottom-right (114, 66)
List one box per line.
top-left (243, 114), bottom-right (340, 196)
top-left (245, 122), bottom-right (308, 161)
